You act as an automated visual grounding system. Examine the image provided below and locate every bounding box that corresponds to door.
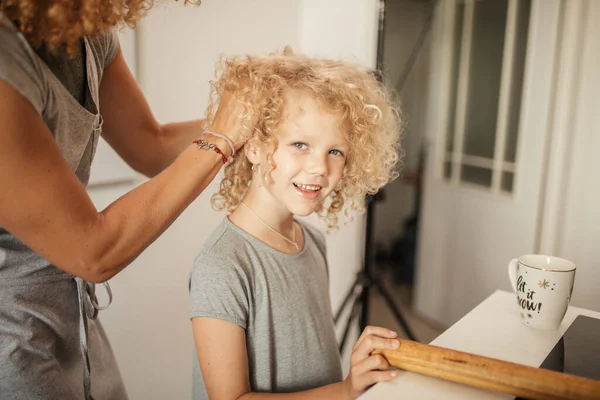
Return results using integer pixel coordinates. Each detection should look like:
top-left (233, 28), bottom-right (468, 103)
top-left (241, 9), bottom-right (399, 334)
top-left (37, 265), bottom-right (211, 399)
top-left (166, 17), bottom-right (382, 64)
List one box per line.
top-left (413, 0), bottom-right (562, 326)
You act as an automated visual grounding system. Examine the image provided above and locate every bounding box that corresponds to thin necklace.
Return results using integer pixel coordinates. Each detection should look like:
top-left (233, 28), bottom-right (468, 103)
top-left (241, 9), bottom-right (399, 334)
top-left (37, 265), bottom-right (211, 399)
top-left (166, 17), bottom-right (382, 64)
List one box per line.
top-left (240, 202), bottom-right (299, 252)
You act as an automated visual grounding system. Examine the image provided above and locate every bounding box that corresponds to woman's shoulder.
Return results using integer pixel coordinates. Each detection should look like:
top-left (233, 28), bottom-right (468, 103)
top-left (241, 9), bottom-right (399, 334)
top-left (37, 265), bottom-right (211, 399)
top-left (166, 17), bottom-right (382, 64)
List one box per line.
top-left (86, 27), bottom-right (120, 71)
top-left (0, 16), bottom-right (46, 115)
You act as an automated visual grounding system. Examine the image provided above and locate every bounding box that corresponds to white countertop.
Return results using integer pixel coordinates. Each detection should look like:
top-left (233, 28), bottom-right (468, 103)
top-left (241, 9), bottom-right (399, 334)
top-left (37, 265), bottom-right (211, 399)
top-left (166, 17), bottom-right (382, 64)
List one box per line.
top-left (359, 290), bottom-right (600, 399)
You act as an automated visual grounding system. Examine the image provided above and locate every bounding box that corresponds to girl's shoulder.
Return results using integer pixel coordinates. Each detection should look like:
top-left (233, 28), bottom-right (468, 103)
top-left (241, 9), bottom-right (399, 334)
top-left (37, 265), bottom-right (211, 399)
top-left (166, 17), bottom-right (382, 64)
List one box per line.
top-left (198, 217), bottom-right (252, 255)
top-left (191, 217), bottom-right (255, 277)
top-left (192, 218), bottom-right (328, 278)
top-left (299, 220), bottom-right (327, 260)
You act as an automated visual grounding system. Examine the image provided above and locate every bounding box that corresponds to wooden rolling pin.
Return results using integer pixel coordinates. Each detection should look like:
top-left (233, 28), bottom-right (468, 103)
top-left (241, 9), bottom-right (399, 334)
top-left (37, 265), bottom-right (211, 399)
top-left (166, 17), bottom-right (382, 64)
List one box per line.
top-left (373, 339), bottom-right (600, 400)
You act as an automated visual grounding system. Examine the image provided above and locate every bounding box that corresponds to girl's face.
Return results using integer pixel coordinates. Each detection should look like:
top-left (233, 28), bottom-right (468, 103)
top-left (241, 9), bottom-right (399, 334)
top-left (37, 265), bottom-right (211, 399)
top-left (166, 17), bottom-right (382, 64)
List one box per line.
top-left (249, 91), bottom-right (349, 218)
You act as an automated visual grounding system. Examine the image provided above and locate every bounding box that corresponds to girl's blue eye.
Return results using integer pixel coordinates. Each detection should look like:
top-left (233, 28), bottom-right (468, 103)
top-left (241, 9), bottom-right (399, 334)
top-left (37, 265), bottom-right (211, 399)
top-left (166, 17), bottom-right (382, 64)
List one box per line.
top-left (293, 142), bottom-right (308, 150)
top-left (330, 149), bottom-right (344, 157)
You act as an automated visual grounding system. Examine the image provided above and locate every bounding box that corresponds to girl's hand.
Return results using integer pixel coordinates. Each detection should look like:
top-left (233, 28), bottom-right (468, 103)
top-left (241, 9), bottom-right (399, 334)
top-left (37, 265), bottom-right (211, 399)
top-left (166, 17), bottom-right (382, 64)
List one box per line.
top-left (342, 326), bottom-right (400, 400)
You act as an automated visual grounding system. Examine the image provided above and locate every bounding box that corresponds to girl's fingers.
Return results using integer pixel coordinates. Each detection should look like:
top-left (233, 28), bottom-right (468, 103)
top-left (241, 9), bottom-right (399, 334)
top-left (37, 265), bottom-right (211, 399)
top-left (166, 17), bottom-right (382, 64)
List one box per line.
top-left (355, 370), bottom-right (399, 392)
top-left (353, 326), bottom-right (397, 352)
top-left (352, 335), bottom-right (400, 363)
top-left (353, 354), bottom-right (391, 377)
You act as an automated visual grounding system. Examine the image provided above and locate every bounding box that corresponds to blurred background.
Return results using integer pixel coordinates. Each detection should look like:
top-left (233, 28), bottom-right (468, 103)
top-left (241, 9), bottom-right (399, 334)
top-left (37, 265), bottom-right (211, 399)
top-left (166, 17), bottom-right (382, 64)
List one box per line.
top-left (89, 0), bottom-right (600, 398)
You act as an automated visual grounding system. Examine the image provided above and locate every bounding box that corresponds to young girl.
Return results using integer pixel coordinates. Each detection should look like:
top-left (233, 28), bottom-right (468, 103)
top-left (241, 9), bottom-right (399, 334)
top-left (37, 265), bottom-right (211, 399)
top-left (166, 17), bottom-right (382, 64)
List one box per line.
top-left (189, 48), bottom-right (402, 399)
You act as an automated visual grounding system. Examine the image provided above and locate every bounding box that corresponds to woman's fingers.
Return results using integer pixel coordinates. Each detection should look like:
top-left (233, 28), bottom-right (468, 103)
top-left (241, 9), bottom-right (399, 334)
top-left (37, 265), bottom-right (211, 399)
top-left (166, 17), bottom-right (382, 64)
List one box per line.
top-left (210, 91), bottom-right (253, 145)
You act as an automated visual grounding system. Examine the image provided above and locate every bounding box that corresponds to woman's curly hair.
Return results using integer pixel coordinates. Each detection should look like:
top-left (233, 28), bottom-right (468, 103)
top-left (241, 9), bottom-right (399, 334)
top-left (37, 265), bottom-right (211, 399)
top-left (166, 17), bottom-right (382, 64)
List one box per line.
top-left (0, 0), bottom-right (199, 56)
top-left (207, 47), bottom-right (404, 229)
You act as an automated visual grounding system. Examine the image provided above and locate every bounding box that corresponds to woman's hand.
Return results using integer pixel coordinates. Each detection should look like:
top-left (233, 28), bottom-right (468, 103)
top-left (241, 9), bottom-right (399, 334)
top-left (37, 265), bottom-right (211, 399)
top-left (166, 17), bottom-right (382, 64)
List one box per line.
top-left (342, 326), bottom-right (400, 400)
top-left (210, 90), bottom-right (257, 151)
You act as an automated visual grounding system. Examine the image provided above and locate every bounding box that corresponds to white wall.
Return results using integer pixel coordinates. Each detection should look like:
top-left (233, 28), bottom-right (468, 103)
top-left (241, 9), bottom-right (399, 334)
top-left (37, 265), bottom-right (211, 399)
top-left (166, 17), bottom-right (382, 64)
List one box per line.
top-left (89, 1), bottom-right (379, 399)
top-left (543, 0), bottom-right (600, 311)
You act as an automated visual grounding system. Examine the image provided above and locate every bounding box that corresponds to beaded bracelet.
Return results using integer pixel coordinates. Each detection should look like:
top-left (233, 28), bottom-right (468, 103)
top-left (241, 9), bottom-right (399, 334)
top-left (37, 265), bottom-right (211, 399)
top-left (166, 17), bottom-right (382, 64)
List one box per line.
top-left (201, 130), bottom-right (236, 157)
top-left (193, 138), bottom-right (228, 164)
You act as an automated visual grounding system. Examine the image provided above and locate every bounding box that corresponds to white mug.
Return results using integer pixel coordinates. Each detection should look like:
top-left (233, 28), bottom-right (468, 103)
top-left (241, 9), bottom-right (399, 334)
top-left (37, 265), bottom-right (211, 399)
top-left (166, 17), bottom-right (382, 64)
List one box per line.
top-left (508, 255), bottom-right (576, 330)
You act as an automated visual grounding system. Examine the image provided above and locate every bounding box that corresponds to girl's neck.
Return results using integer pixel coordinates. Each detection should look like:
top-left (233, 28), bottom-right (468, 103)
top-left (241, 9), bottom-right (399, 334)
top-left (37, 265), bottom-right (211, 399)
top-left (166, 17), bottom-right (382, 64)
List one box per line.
top-left (229, 187), bottom-right (302, 255)
top-left (237, 192), bottom-right (294, 232)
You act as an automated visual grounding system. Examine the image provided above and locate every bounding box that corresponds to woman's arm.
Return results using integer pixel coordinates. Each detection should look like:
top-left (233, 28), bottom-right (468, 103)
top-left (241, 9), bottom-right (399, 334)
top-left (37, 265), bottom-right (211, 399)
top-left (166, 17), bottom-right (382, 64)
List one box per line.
top-left (0, 77), bottom-right (244, 283)
top-left (193, 319), bottom-right (399, 400)
top-left (99, 48), bottom-right (208, 177)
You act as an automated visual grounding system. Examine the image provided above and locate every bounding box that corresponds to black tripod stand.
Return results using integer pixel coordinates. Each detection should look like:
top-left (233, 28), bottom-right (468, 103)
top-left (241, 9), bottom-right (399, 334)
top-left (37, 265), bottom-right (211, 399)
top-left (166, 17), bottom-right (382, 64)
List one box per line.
top-left (334, 193), bottom-right (417, 353)
top-left (332, 0), bottom-right (437, 354)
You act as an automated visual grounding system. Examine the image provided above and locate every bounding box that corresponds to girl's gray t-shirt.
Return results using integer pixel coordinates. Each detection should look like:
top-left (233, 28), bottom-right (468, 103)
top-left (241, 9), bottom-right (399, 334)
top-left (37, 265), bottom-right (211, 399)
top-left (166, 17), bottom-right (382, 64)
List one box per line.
top-left (189, 217), bottom-right (344, 399)
top-left (0, 14), bottom-right (128, 399)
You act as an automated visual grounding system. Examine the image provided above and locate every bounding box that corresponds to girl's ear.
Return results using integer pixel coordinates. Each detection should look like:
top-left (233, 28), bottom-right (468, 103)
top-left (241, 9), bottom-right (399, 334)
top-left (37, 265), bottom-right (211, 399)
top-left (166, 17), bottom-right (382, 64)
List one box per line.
top-left (244, 138), bottom-right (262, 165)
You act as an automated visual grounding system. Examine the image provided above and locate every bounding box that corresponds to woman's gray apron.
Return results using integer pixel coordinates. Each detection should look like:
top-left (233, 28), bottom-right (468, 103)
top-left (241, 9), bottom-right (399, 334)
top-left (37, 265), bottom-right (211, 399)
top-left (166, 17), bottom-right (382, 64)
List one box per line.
top-left (0, 16), bottom-right (127, 400)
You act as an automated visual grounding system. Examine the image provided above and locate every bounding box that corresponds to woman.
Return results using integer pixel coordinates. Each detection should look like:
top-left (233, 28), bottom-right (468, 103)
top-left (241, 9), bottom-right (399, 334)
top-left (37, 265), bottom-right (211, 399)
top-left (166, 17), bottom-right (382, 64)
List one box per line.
top-left (0, 1), bottom-right (250, 398)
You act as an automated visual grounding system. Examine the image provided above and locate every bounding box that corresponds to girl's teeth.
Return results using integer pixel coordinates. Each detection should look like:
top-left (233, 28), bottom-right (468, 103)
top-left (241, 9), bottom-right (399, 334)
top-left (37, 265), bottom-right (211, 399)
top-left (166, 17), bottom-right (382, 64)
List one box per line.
top-left (297, 184), bottom-right (320, 191)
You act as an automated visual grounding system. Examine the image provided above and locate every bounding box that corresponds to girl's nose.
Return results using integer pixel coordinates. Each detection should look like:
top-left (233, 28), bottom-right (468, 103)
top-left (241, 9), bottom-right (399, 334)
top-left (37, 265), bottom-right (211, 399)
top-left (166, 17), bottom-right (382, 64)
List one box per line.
top-left (307, 153), bottom-right (328, 176)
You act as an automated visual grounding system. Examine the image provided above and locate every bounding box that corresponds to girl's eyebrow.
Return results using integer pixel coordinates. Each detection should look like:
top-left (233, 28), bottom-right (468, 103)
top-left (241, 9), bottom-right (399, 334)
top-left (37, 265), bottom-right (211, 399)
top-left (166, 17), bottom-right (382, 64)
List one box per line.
top-left (283, 124), bottom-right (347, 146)
top-left (332, 144), bottom-right (349, 152)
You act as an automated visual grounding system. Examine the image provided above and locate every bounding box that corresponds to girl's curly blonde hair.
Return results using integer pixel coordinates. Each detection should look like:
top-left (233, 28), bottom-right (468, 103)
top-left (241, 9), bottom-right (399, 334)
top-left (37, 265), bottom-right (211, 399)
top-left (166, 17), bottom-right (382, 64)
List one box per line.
top-left (0, 0), bottom-right (199, 56)
top-left (207, 47), bottom-right (403, 229)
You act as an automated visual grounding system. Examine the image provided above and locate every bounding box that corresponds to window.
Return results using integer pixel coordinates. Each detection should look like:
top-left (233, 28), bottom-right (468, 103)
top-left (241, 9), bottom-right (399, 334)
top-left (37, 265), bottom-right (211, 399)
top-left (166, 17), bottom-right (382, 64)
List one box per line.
top-left (442, 0), bottom-right (531, 194)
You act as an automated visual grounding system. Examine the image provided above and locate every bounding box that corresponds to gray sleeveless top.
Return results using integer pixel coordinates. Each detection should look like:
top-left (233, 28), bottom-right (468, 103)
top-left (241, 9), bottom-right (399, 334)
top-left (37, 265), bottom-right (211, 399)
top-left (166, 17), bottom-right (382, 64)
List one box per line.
top-left (0, 15), bottom-right (128, 400)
